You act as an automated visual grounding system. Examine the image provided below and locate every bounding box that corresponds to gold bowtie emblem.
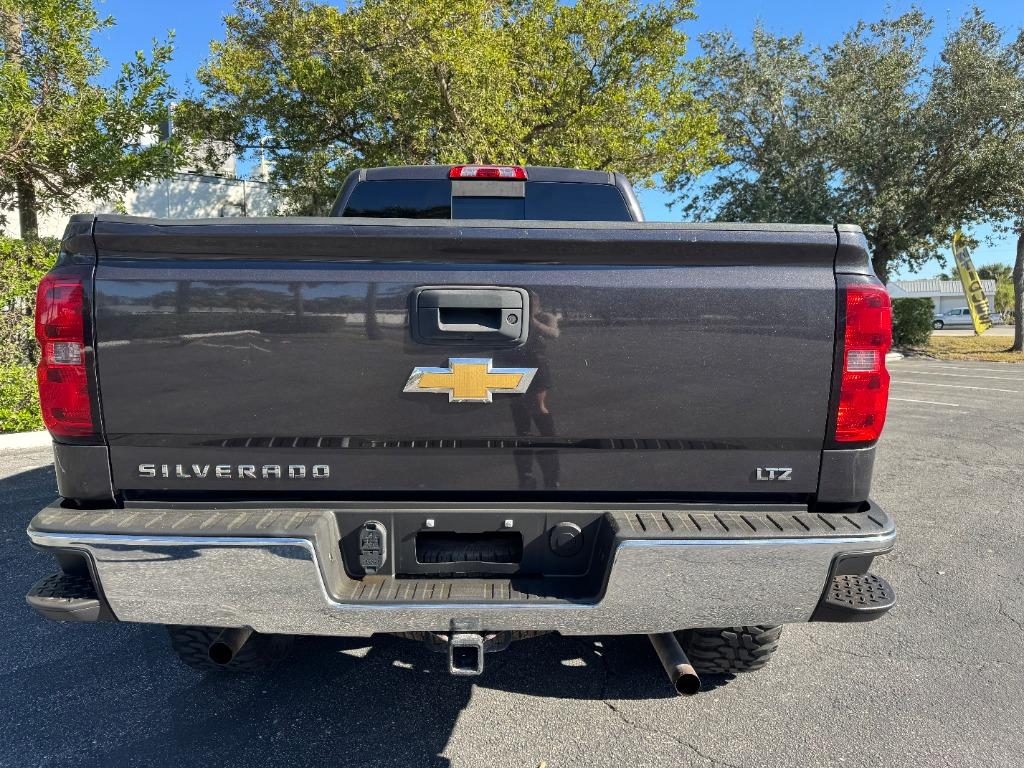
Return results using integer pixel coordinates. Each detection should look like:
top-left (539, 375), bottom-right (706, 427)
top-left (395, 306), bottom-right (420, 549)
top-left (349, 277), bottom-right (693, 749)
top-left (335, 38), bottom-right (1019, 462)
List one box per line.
top-left (403, 358), bottom-right (537, 403)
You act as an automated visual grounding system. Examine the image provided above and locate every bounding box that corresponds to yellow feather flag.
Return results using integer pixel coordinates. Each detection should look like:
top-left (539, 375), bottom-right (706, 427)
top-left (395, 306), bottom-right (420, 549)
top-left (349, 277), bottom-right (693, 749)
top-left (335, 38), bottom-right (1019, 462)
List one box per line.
top-left (951, 231), bottom-right (993, 335)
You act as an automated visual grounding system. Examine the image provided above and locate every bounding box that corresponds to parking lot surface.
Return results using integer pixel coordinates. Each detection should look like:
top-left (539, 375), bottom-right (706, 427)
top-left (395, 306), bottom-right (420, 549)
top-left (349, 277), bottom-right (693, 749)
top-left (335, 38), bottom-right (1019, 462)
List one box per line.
top-left (1, 356), bottom-right (1022, 768)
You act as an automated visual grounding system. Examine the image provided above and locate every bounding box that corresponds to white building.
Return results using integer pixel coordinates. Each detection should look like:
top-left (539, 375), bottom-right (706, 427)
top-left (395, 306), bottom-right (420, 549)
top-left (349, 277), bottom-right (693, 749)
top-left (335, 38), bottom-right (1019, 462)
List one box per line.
top-left (120, 172), bottom-right (279, 219)
top-left (2, 172), bottom-right (281, 240)
top-left (2, 125), bottom-right (282, 240)
top-left (886, 278), bottom-right (998, 315)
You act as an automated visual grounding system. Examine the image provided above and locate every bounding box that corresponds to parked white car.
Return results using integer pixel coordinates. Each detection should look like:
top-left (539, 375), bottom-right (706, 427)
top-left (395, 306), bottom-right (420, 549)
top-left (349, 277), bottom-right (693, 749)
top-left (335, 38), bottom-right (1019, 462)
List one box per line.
top-left (932, 307), bottom-right (1002, 329)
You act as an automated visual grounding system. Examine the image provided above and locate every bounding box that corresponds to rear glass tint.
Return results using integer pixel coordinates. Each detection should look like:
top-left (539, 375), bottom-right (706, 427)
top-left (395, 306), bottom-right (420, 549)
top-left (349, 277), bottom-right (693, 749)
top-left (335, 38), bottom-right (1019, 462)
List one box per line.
top-left (341, 178), bottom-right (633, 221)
top-left (341, 179), bottom-right (451, 218)
top-left (451, 196), bottom-right (526, 220)
top-left (524, 182), bottom-right (632, 221)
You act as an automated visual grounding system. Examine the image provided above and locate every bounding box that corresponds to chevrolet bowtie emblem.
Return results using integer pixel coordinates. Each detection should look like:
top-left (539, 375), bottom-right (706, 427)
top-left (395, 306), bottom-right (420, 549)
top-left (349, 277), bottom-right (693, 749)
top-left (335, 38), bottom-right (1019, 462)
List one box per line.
top-left (403, 358), bottom-right (537, 403)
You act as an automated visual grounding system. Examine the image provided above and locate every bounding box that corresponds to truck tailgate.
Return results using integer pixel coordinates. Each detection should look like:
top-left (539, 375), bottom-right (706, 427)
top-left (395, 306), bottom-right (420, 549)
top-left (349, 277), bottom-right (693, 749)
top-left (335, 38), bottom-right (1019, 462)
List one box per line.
top-left (91, 217), bottom-right (839, 496)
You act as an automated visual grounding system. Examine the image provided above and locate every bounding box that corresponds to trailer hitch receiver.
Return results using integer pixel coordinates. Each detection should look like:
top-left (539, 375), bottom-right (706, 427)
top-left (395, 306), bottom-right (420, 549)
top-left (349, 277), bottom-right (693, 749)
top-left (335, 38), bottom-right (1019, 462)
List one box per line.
top-left (448, 633), bottom-right (485, 676)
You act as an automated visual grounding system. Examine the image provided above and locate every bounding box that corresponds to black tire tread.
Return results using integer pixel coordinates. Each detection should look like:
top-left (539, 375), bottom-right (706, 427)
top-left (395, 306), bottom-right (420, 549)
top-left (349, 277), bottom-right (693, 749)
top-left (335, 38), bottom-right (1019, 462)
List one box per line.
top-left (166, 625), bottom-right (293, 672)
top-left (677, 625), bottom-right (783, 674)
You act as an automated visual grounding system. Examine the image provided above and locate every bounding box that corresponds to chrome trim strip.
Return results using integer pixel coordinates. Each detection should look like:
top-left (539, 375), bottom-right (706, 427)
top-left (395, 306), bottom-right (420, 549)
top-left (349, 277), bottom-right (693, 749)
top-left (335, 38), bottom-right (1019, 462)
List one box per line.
top-left (28, 528), bottom-right (895, 636)
top-left (618, 535), bottom-right (894, 549)
top-left (28, 530), bottom-right (894, 551)
top-left (27, 531), bottom-right (314, 548)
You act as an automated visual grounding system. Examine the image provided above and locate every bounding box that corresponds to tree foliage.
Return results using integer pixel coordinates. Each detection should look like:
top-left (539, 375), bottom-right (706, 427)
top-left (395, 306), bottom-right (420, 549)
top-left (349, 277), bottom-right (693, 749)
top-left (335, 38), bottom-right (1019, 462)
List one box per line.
top-left (677, 10), bottom-right (1024, 283)
top-left (0, 235), bottom-right (55, 432)
top-left (891, 297), bottom-right (934, 347)
top-left (0, 0), bottom-right (182, 237)
top-left (177, 0), bottom-right (725, 214)
top-left (976, 263), bottom-right (1014, 283)
top-left (995, 280), bottom-right (1014, 319)
top-left (672, 27), bottom-right (832, 225)
top-left (0, 234), bottom-right (54, 367)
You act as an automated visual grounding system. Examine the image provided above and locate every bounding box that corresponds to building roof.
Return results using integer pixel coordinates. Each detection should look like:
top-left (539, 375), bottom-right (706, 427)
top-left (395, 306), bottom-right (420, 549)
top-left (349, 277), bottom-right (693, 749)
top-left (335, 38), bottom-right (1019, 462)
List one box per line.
top-left (888, 278), bottom-right (996, 296)
top-left (886, 283), bottom-right (911, 297)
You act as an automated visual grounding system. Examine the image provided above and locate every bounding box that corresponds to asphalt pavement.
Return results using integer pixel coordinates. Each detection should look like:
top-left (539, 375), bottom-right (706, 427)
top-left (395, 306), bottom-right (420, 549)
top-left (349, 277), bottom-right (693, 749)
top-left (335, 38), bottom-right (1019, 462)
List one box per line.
top-left (1, 356), bottom-right (1022, 768)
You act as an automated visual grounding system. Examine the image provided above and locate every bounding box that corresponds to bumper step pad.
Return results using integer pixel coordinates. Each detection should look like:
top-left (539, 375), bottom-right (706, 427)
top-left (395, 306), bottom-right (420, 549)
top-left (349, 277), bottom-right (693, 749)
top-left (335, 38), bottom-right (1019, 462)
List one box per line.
top-left (26, 573), bottom-right (110, 623)
top-left (812, 572), bottom-right (895, 622)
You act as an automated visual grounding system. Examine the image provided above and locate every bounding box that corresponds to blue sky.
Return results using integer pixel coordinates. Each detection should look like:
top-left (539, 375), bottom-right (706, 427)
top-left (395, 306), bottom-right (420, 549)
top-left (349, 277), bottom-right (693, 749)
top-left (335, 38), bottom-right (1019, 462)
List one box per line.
top-left (94, 0), bottom-right (1022, 278)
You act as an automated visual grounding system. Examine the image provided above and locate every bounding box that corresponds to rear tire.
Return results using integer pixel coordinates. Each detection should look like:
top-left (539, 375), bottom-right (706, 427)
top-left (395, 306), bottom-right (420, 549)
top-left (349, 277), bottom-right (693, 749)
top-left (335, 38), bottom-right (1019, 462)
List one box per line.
top-left (676, 625), bottom-right (783, 674)
top-left (166, 625), bottom-right (294, 672)
top-left (933, 320), bottom-right (944, 329)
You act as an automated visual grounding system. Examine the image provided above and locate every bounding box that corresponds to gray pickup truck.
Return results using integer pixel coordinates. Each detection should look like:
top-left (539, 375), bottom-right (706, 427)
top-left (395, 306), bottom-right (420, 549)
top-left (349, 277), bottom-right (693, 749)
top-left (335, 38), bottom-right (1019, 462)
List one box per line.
top-left (27, 165), bottom-right (895, 695)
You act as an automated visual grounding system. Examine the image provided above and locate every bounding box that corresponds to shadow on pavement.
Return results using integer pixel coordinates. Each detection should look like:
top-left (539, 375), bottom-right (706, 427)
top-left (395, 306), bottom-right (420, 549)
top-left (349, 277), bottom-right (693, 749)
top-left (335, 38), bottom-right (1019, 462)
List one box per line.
top-left (1, 463), bottom-right (58, 508)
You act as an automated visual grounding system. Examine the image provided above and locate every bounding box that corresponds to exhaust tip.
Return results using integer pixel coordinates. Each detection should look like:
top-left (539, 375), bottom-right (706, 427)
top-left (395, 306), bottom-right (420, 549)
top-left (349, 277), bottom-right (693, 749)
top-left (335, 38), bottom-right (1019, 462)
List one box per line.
top-left (648, 632), bottom-right (702, 697)
top-left (675, 668), bottom-right (702, 696)
top-left (207, 626), bottom-right (254, 666)
top-left (208, 641), bottom-right (234, 666)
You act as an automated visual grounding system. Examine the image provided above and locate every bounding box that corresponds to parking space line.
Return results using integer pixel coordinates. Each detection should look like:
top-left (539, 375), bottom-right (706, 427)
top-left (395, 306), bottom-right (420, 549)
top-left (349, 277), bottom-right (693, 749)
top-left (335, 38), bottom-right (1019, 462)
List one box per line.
top-left (889, 397), bottom-right (960, 407)
top-left (890, 380), bottom-right (1020, 394)
top-left (889, 370), bottom-right (1022, 382)
top-left (896, 363), bottom-right (1022, 375)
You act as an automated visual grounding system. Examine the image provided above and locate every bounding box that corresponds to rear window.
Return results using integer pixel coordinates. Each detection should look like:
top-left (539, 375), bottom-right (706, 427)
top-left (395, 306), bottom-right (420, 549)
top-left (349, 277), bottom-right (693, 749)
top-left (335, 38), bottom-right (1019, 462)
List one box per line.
top-left (524, 182), bottom-right (632, 221)
top-left (341, 179), bottom-right (633, 221)
top-left (451, 196), bottom-right (525, 220)
top-left (341, 180), bottom-right (451, 218)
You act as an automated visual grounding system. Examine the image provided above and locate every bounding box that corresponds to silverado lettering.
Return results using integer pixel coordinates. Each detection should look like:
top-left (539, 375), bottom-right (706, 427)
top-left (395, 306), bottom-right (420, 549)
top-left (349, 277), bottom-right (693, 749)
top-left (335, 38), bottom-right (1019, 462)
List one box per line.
top-left (137, 464), bottom-right (330, 479)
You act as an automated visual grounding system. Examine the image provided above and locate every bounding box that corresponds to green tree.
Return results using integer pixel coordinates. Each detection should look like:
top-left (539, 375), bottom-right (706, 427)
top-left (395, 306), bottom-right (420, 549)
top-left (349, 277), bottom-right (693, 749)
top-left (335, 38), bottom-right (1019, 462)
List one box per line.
top-left (891, 297), bottom-right (934, 347)
top-left (994, 279), bottom-right (1014, 318)
top-left (977, 263), bottom-right (1014, 283)
top-left (677, 11), bottom-right (1024, 283)
top-left (0, 235), bottom-right (55, 431)
top-left (674, 27), bottom-right (833, 225)
top-left (177, 0), bottom-right (725, 214)
top-left (0, 0), bottom-right (182, 238)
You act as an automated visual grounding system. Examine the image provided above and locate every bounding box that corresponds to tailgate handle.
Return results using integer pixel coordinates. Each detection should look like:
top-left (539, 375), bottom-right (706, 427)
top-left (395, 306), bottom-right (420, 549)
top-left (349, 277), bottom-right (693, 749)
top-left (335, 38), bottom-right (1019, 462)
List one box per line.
top-left (411, 286), bottom-right (529, 345)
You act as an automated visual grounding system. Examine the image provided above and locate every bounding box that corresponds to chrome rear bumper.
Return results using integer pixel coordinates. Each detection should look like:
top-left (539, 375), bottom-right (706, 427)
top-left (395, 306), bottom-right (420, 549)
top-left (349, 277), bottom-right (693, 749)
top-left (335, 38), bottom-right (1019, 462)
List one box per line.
top-left (27, 502), bottom-right (895, 636)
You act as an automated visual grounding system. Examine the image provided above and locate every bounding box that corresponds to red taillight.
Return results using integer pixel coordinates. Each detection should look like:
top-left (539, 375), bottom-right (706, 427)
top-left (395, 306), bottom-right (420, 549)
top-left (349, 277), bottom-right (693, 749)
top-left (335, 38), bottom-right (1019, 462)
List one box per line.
top-left (834, 283), bottom-right (892, 443)
top-left (35, 272), bottom-right (94, 438)
top-left (449, 165), bottom-right (528, 180)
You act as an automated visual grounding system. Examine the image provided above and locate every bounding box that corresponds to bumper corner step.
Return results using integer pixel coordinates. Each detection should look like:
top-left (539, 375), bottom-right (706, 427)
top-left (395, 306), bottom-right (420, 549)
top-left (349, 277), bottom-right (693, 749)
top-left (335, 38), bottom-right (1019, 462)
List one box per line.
top-left (811, 572), bottom-right (895, 623)
top-left (26, 573), bottom-right (111, 623)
